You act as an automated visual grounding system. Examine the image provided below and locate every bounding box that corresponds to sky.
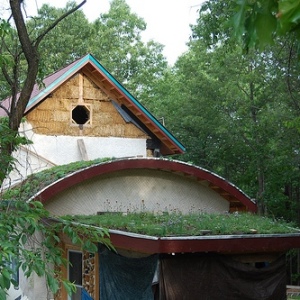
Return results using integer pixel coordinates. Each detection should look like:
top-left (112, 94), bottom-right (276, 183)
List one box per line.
top-left (2, 0), bottom-right (204, 65)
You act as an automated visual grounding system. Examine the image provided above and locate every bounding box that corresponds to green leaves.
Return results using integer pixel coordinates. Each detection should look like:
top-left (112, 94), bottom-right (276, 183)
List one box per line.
top-left (62, 280), bottom-right (76, 296)
top-left (232, 0), bottom-right (249, 38)
top-left (0, 19), bottom-right (11, 38)
top-left (0, 199), bottom-right (112, 296)
top-left (255, 10), bottom-right (277, 48)
top-left (0, 157), bottom-right (113, 295)
top-left (46, 273), bottom-right (59, 294)
top-left (0, 0), bottom-right (115, 296)
top-left (232, 0), bottom-right (300, 50)
top-left (164, 0), bottom-right (300, 221)
top-left (232, 0), bottom-right (278, 50)
top-left (0, 117), bottom-right (32, 182)
top-left (278, 0), bottom-right (300, 33)
top-left (0, 269), bottom-right (11, 290)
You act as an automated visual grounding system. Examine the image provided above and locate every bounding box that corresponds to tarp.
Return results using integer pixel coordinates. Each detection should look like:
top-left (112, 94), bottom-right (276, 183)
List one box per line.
top-left (99, 246), bottom-right (158, 300)
top-left (159, 253), bottom-right (286, 300)
top-left (81, 288), bottom-right (93, 300)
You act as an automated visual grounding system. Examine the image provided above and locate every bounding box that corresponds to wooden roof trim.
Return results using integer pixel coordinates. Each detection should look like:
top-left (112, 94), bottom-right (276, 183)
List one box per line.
top-left (26, 56), bottom-right (90, 112)
top-left (83, 58), bottom-right (184, 155)
top-left (86, 55), bottom-right (185, 154)
top-left (109, 230), bottom-right (300, 254)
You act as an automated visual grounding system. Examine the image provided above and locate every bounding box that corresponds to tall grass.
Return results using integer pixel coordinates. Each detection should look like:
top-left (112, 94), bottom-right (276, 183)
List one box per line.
top-left (63, 212), bottom-right (298, 237)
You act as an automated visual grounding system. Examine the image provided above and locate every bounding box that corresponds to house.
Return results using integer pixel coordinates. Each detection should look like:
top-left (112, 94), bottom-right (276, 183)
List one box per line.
top-left (2, 54), bottom-right (300, 299)
top-left (1, 53), bottom-right (185, 189)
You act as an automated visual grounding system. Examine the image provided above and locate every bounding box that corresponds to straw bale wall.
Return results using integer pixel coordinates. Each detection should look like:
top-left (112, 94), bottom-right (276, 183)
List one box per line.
top-left (26, 73), bottom-right (148, 139)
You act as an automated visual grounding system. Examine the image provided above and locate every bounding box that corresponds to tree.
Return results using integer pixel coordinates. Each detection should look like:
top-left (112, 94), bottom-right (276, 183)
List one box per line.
top-left (90, 0), bottom-right (168, 101)
top-left (164, 0), bottom-right (300, 220)
top-left (24, 0), bottom-right (167, 104)
top-left (26, 1), bottom-right (93, 74)
top-left (0, 0), bottom-right (86, 182)
top-left (0, 1), bottom-right (111, 296)
top-left (227, 0), bottom-right (300, 284)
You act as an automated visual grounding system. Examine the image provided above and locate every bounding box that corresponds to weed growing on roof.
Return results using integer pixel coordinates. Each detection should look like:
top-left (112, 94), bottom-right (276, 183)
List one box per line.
top-left (62, 212), bottom-right (299, 237)
top-left (2, 157), bottom-right (113, 201)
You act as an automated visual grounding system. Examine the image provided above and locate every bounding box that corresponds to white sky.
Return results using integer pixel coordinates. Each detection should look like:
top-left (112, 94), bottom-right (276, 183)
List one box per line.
top-left (2, 0), bottom-right (203, 65)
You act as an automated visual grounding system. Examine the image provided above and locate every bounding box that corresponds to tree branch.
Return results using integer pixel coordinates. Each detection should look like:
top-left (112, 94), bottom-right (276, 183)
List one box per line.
top-left (9, 0), bottom-right (38, 130)
top-left (34, 0), bottom-right (87, 47)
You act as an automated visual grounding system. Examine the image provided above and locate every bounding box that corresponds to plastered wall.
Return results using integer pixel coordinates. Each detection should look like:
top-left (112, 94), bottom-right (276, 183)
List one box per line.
top-left (45, 169), bottom-right (229, 216)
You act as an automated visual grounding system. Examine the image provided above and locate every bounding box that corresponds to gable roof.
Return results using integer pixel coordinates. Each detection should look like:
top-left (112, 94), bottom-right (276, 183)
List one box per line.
top-left (1, 54), bottom-right (185, 156)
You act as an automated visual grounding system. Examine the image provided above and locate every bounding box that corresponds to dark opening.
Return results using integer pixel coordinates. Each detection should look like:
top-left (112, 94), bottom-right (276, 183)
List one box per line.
top-left (72, 105), bottom-right (90, 125)
top-left (69, 251), bottom-right (83, 285)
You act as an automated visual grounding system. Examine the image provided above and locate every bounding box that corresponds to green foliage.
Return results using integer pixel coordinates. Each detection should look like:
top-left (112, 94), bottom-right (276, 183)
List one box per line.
top-left (279, 0), bottom-right (300, 33)
top-left (64, 211), bottom-right (298, 237)
top-left (24, 0), bottom-right (167, 102)
top-left (0, 20), bottom-right (12, 70)
top-left (231, 0), bottom-right (300, 51)
top-left (0, 117), bottom-right (32, 182)
top-left (0, 199), bottom-right (111, 296)
top-left (0, 157), bottom-right (115, 296)
top-left (232, 0), bottom-right (278, 49)
top-left (0, 1), bottom-right (117, 297)
top-left (3, 157), bottom-right (113, 202)
top-left (288, 296), bottom-right (300, 300)
top-left (149, 0), bottom-right (300, 224)
top-left (0, 19), bottom-right (11, 37)
top-left (2, 0), bottom-right (300, 293)
top-left (27, 1), bottom-right (93, 73)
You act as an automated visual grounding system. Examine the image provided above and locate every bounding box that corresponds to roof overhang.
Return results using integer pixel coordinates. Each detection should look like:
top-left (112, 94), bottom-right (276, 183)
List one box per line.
top-left (109, 230), bottom-right (300, 254)
top-left (80, 56), bottom-right (185, 155)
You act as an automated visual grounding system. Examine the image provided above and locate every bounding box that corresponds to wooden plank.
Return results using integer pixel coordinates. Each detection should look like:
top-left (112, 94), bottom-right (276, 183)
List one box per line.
top-left (77, 139), bottom-right (89, 161)
top-left (78, 73), bottom-right (83, 102)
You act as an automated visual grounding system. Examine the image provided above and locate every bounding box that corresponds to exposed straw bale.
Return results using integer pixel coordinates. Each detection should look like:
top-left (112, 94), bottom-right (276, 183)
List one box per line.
top-left (53, 75), bottom-right (79, 99)
top-left (26, 73), bottom-right (148, 138)
top-left (83, 76), bottom-right (106, 100)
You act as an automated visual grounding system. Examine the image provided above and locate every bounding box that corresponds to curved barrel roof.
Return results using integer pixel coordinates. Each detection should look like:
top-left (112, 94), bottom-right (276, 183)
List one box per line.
top-left (32, 158), bottom-right (257, 212)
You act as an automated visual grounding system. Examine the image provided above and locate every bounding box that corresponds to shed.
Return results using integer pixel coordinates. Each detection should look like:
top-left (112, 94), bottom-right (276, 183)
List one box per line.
top-left (25, 158), bottom-right (300, 300)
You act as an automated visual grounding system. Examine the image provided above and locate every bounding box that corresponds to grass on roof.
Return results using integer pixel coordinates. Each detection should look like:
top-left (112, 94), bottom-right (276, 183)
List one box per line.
top-left (3, 157), bottom-right (300, 237)
top-left (62, 212), bottom-right (299, 237)
top-left (2, 157), bottom-right (113, 202)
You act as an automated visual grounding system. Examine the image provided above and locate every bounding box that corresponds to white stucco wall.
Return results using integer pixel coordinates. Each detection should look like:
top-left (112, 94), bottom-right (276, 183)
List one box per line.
top-left (45, 169), bottom-right (230, 216)
top-left (7, 232), bottom-right (52, 300)
top-left (21, 121), bottom-right (147, 164)
top-left (2, 121), bottom-right (147, 189)
top-left (2, 146), bottom-right (55, 189)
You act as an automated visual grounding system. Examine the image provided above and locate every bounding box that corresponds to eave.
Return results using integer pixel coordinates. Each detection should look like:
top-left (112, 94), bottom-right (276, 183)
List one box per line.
top-left (109, 230), bottom-right (300, 254)
top-left (82, 55), bottom-right (185, 155)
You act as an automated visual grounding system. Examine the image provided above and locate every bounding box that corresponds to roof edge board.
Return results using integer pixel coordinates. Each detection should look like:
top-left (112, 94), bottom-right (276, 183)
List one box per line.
top-left (26, 56), bottom-right (90, 111)
top-left (109, 230), bottom-right (300, 254)
top-left (87, 54), bottom-right (186, 153)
